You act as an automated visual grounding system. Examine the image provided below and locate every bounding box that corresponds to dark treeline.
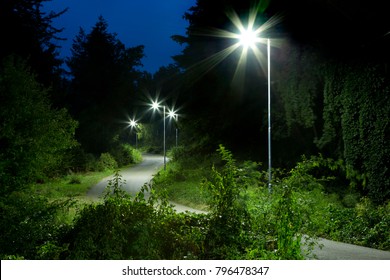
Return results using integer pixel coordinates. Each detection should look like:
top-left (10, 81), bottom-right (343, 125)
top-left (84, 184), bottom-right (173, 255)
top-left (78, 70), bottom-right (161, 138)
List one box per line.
top-left (1, 0), bottom-right (389, 203)
top-left (1, 0), bottom-right (389, 260)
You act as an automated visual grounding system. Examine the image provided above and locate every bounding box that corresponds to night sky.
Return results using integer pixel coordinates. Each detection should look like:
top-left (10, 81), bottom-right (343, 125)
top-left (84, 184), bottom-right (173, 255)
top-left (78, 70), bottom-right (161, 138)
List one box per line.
top-left (43, 0), bottom-right (196, 73)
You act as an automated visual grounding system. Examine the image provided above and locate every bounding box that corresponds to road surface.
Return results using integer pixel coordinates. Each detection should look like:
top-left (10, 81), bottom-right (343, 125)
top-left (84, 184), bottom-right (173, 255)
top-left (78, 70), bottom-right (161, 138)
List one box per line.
top-left (305, 237), bottom-right (390, 260)
top-left (87, 154), bottom-right (389, 259)
top-left (87, 154), bottom-right (206, 214)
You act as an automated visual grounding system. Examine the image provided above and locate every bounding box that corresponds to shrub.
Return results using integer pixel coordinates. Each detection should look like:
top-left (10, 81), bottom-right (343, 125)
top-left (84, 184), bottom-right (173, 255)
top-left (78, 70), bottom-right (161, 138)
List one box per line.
top-left (0, 57), bottom-right (77, 195)
top-left (69, 175), bottom-right (82, 184)
top-left (324, 198), bottom-right (390, 250)
top-left (274, 186), bottom-right (304, 259)
top-left (97, 153), bottom-right (118, 171)
top-left (64, 173), bottom-right (206, 259)
top-left (128, 145), bottom-right (142, 164)
top-left (110, 144), bottom-right (142, 166)
top-left (201, 145), bottom-right (251, 259)
top-left (0, 192), bottom-right (71, 259)
top-left (246, 184), bottom-right (305, 260)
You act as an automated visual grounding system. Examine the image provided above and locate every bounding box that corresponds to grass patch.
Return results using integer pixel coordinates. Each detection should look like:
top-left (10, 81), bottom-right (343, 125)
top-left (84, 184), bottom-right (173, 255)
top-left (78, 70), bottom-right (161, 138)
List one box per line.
top-left (152, 157), bottom-right (213, 211)
top-left (30, 169), bottom-right (114, 200)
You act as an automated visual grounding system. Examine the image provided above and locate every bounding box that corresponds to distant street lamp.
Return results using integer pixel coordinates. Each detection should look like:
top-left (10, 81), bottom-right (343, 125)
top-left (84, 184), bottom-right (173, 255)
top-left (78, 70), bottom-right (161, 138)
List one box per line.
top-left (168, 108), bottom-right (179, 147)
top-left (150, 100), bottom-right (180, 170)
top-left (150, 100), bottom-right (167, 170)
top-left (129, 118), bottom-right (138, 149)
top-left (237, 29), bottom-right (272, 193)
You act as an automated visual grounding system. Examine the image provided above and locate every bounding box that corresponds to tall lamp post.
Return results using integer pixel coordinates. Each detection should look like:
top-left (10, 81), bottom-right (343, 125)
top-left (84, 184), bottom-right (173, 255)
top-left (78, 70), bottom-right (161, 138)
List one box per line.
top-left (129, 119), bottom-right (138, 149)
top-left (168, 109), bottom-right (179, 147)
top-left (151, 101), bottom-right (167, 170)
top-left (238, 31), bottom-right (272, 193)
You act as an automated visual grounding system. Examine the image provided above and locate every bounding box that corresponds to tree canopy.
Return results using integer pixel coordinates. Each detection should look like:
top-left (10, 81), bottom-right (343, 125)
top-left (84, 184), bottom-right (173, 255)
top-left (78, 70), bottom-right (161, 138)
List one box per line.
top-left (0, 0), bottom-right (66, 86)
top-left (67, 16), bottom-right (145, 155)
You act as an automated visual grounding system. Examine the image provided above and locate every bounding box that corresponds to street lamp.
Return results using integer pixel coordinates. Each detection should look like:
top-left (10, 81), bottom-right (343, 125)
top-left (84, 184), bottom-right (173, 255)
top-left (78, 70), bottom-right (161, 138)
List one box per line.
top-left (150, 100), bottom-right (167, 170)
top-left (168, 108), bottom-right (179, 147)
top-left (129, 118), bottom-right (138, 149)
top-left (238, 29), bottom-right (272, 193)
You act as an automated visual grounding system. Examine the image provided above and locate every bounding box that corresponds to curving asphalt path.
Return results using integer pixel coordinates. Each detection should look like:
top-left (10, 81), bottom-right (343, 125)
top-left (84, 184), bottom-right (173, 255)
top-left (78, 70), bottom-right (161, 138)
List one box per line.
top-left (305, 237), bottom-right (390, 260)
top-left (87, 154), bottom-right (390, 259)
top-left (87, 153), bottom-right (164, 198)
top-left (87, 154), bottom-right (206, 214)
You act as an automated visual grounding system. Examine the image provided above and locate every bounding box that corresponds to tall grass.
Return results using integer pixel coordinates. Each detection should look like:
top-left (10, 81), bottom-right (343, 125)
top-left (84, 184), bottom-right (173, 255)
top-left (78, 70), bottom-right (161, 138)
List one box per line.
top-left (30, 169), bottom-right (114, 200)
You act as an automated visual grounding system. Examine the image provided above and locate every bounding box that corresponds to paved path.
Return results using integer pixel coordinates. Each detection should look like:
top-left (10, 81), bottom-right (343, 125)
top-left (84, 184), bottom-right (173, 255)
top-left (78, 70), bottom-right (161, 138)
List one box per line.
top-left (305, 237), bottom-right (390, 260)
top-left (87, 154), bottom-right (163, 198)
top-left (87, 154), bottom-right (206, 214)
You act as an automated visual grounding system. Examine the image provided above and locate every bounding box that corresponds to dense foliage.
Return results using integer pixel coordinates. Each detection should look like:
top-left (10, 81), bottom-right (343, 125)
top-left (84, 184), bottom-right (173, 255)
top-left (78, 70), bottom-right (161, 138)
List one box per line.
top-left (1, 0), bottom-right (389, 260)
top-left (1, 146), bottom-right (388, 259)
top-left (155, 147), bottom-right (390, 253)
top-left (0, 57), bottom-right (77, 195)
top-left (321, 64), bottom-right (390, 203)
top-left (275, 44), bottom-right (390, 203)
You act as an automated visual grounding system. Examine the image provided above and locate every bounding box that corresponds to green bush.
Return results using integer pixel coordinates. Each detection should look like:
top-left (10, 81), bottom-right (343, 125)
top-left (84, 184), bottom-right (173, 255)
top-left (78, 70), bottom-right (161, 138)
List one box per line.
top-left (246, 184), bottom-right (305, 260)
top-left (320, 64), bottom-right (390, 204)
top-left (201, 145), bottom-right (251, 259)
top-left (0, 57), bottom-right (77, 195)
top-left (274, 186), bottom-right (304, 259)
top-left (0, 192), bottom-right (71, 259)
top-left (168, 145), bottom-right (186, 161)
top-left (324, 198), bottom-right (390, 250)
top-left (97, 153), bottom-right (118, 171)
top-left (84, 153), bottom-right (99, 172)
top-left (110, 144), bottom-right (142, 166)
top-left (63, 173), bottom-right (206, 259)
top-left (128, 145), bottom-right (142, 164)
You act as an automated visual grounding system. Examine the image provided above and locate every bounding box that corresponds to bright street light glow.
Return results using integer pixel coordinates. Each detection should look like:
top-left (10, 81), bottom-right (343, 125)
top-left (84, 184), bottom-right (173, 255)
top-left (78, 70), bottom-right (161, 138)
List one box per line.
top-left (238, 28), bottom-right (259, 48)
top-left (129, 119), bottom-right (137, 128)
top-left (183, 6), bottom-right (281, 82)
top-left (151, 100), bottom-right (160, 110)
top-left (167, 109), bottom-right (177, 120)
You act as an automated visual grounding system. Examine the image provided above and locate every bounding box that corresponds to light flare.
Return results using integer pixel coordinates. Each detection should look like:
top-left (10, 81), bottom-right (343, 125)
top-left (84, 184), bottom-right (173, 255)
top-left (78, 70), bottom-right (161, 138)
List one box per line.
top-left (184, 4), bottom-right (282, 84)
top-left (129, 119), bottom-right (137, 128)
top-left (151, 100), bottom-right (160, 110)
top-left (167, 108), bottom-right (177, 120)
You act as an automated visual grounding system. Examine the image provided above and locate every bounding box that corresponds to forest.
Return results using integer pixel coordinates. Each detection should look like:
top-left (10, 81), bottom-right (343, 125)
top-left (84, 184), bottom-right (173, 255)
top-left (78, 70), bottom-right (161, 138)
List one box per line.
top-left (0, 0), bottom-right (389, 259)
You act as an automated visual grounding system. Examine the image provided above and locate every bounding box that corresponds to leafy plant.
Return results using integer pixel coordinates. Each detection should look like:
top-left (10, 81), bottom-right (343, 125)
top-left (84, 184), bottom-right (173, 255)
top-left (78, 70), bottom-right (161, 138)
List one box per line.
top-left (97, 153), bottom-right (118, 171)
top-left (274, 186), bottom-right (304, 259)
top-left (63, 172), bottom-right (207, 259)
top-left (0, 57), bottom-right (77, 195)
top-left (0, 192), bottom-right (72, 259)
top-left (201, 145), bottom-right (251, 259)
top-left (320, 64), bottom-right (390, 204)
top-left (109, 144), bottom-right (142, 166)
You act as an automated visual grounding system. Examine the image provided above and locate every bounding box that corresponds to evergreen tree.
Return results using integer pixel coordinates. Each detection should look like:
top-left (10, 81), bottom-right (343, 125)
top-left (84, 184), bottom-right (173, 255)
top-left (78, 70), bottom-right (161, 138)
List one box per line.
top-left (67, 16), bottom-right (144, 155)
top-left (0, 0), bottom-right (66, 86)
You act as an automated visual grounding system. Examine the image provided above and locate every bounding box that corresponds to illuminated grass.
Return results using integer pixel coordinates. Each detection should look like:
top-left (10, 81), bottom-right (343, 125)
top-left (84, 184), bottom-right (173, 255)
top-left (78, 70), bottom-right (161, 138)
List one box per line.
top-left (152, 160), bottom-right (211, 211)
top-left (30, 170), bottom-right (114, 200)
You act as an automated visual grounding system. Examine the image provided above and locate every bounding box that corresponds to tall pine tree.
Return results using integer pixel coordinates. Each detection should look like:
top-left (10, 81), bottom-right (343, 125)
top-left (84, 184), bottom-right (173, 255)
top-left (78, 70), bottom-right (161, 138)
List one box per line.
top-left (67, 16), bottom-right (144, 155)
top-left (0, 0), bottom-right (66, 86)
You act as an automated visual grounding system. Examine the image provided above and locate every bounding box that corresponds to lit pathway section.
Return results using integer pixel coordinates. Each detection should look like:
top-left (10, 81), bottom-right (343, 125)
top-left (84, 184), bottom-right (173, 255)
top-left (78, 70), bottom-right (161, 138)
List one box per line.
top-left (87, 154), bottom-right (205, 214)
